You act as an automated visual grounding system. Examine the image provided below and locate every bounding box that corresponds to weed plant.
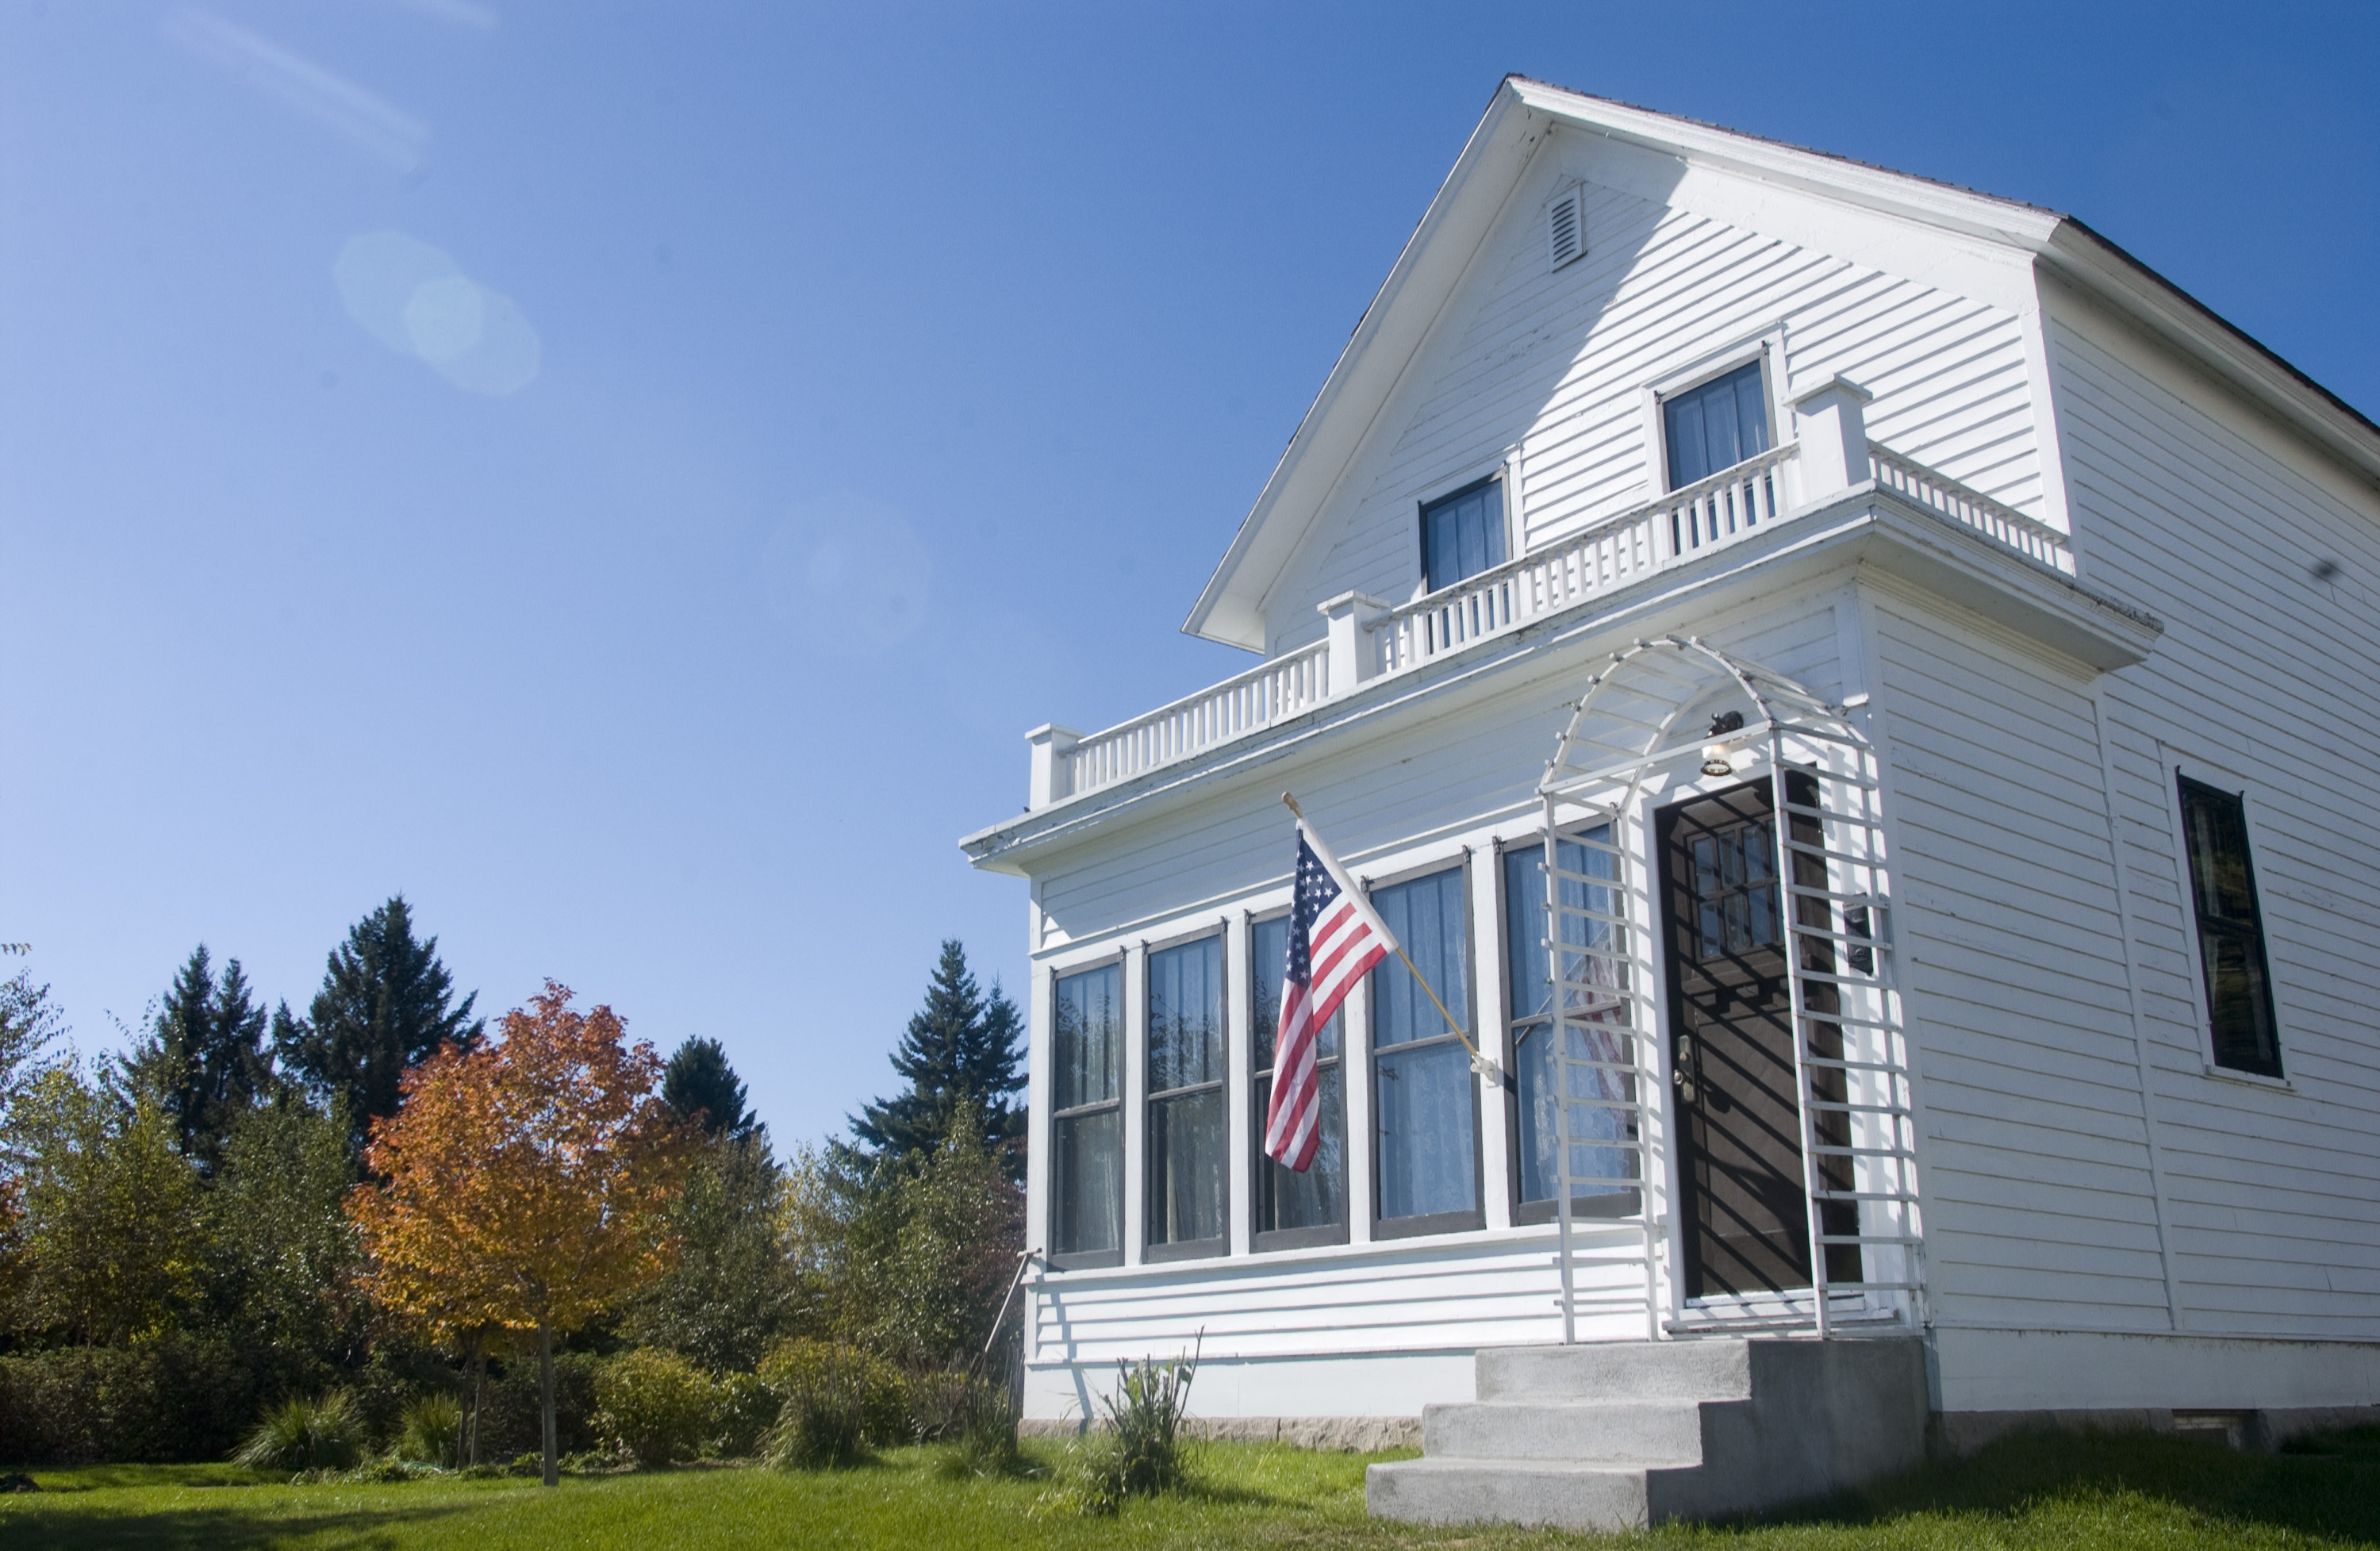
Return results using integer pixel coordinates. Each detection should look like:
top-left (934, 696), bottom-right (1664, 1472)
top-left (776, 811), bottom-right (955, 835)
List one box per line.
top-left (393, 1393), bottom-right (463, 1468)
top-left (231, 1390), bottom-right (367, 1473)
top-left (1075, 1346), bottom-right (1198, 1513)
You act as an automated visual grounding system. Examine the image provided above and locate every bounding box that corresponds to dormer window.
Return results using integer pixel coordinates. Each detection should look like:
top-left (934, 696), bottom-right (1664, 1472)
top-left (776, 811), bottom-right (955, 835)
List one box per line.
top-left (1421, 476), bottom-right (1507, 593)
top-left (1662, 359), bottom-right (1771, 488)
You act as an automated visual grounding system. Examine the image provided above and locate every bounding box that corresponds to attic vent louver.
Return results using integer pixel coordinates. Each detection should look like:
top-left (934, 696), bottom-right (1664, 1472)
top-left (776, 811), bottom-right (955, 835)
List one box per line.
top-left (1547, 186), bottom-right (1584, 271)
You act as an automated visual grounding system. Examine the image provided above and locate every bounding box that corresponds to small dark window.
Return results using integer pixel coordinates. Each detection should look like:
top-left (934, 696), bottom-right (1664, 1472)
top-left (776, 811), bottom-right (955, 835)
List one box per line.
top-left (1051, 963), bottom-right (1123, 1265)
top-left (1421, 478), bottom-right (1507, 593)
top-left (2178, 776), bottom-right (2282, 1078)
top-left (1663, 360), bottom-right (1770, 489)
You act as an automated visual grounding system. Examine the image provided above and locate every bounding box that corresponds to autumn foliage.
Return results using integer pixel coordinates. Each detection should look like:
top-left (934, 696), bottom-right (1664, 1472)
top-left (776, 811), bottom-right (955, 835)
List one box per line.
top-left (349, 981), bottom-right (691, 1342)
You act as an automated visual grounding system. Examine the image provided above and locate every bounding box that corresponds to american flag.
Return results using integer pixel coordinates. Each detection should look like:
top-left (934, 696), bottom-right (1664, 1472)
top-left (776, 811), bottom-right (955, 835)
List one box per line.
top-left (1263, 819), bottom-right (1397, 1172)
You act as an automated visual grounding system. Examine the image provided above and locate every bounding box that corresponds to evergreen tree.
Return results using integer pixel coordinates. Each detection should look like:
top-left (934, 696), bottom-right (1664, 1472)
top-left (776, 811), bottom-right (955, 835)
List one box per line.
top-left (850, 940), bottom-right (1024, 1176)
top-left (130, 945), bottom-right (272, 1173)
top-left (274, 896), bottom-right (482, 1153)
top-left (661, 1035), bottom-right (759, 1143)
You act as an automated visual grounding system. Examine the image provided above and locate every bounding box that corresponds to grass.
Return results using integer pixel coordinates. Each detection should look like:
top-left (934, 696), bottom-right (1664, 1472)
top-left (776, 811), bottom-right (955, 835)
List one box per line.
top-left (5, 1426), bottom-right (2380, 1549)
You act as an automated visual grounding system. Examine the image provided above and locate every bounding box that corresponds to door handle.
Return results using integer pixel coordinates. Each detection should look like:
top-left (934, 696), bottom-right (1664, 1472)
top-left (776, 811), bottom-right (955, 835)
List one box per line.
top-left (1673, 1035), bottom-right (1698, 1104)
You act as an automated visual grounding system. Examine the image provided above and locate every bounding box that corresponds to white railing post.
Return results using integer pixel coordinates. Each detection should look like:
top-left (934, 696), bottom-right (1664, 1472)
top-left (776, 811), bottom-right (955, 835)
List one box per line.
top-left (1026, 724), bottom-right (1082, 811)
top-left (1786, 375), bottom-right (1875, 500)
top-left (1317, 591), bottom-right (1390, 697)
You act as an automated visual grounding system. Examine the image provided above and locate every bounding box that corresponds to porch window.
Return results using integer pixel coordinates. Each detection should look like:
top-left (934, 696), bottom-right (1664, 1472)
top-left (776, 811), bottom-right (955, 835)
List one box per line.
top-left (1371, 866), bottom-right (1481, 1234)
top-left (1663, 359), bottom-right (1769, 488)
top-left (2178, 776), bottom-right (2283, 1078)
top-left (1503, 835), bottom-right (1638, 1222)
top-left (1421, 477), bottom-right (1507, 593)
top-left (1252, 912), bottom-right (1348, 1248)
top-left (1051, 962), bottom-right (1123, 1266)
top-left (1146, 935), bottom-right (1226, 1257)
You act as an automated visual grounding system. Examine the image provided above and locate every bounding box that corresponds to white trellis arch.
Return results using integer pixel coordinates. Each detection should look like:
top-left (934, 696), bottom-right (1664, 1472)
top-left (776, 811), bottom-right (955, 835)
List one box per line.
top-left (1530, 635), bottom-right (1923, 1342)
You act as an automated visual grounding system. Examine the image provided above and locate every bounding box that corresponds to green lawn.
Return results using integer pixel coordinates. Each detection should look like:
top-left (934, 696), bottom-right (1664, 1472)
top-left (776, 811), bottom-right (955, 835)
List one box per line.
top-left (6, 1427), bottom-right (2380, 1549)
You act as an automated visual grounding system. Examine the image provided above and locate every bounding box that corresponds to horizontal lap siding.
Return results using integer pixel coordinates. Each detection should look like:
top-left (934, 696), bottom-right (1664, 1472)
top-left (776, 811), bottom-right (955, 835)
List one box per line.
top-left (2048, 299), bottom-right (2380, 1338)
top-left (1265, 163), bottom-right (2044, 653)
top-left (1871, 599), bottom-right (2174, 1329)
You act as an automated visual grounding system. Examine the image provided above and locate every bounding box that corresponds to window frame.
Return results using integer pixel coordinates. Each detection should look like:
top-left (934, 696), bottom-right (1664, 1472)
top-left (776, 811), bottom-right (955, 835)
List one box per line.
top-left (1365, 853), bottom-right (1487, 1241)
top-left (2161, 758), bottom-right (2291, 1086)
top-left (1411, 451), bottom-right (1518, 601)
top-left (1247, 905), bottom-right (1353, 1253)
top-left (1142, 923), bottom-right (1230, 1263)
top-left (1047, 952), bottom-right (1129, 1270)
top-left (1495, 833), bottom-right (1643, 1227)
top-left (1641, 331), bottom-right (1787, 498)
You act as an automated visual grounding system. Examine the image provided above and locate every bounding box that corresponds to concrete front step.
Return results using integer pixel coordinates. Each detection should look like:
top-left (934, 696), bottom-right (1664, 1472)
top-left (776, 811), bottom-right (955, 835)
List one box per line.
top-left (1365, 1456), bottom-right (1669, 1531)
top-left (1422, 1398), bottom-right (1709, 1462)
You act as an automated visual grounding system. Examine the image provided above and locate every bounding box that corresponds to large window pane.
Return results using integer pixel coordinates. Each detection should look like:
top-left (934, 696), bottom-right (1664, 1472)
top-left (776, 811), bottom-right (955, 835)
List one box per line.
top-left (1054, 964), bottom-right (1120, 1111)
top-left (1503, 838), bottom-right (1638, 1211)
top-left (1149, 1090), bottom-right (1225, 1244)
top-left (2178, 777), bottom-right (2282, 1077)
top-left (1253, 915), bottom-right (1342, 1066)
top-left (1252, 913), bottom-right (1345, 1241)
top-left (1053, 1108), bottom-right (1120, 1257)
top-left (1664, 360), bottom-right (1770, 487)
top-left (1422, 478), bottom-right (1507, 593)
top-left (1372, 867), bottom-right (1477, 1225)
top-left (1148, 938), bottom-right (1223, 1093)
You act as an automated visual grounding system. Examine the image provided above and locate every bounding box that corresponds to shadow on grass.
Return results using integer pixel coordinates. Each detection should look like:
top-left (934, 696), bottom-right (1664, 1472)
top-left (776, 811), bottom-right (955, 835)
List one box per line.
top-left (0, 1499), bottom-right (474, 1551)
top-left (1760, 1426), bottom-right (2380, 1544)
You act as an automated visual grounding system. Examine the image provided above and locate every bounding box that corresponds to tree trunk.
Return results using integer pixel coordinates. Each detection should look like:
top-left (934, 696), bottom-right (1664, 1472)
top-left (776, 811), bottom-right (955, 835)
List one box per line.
top-left (468, 1331), bottom-right (486, 1468)
top-left (539, 1323), bottom-right (558, 1488)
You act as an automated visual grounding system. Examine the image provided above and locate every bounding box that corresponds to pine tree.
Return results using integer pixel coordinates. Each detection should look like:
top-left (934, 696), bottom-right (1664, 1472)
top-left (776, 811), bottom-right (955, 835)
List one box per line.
top-left (275, 896), bottom-right (482, 1153)
top-left (661, 1035), bottom-right (760, 1143)
top-left (131, 945), bottom-right (272, 1173)
top-left (850, 940), bottom-right (1024, 1176)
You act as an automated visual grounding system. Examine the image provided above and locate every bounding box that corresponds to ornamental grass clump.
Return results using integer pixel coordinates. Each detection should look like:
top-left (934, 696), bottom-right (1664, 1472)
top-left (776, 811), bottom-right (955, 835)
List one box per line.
top-left (1077, 1346), bottom-right (1198, 1513)
top-left (919, 1371), bottom-right (1025, 1480)
top-left (759, 1339), bottom-right (907, 1469)
top-left (393, 1392), bottom-right (463, 1469)
top-left (233, 1389), bottom-right (367, 1474)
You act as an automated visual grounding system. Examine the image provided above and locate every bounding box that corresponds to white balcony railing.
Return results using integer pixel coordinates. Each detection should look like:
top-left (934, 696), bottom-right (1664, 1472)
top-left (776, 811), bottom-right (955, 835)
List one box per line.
top-left (1038, 439), bottom-right (2072, 807)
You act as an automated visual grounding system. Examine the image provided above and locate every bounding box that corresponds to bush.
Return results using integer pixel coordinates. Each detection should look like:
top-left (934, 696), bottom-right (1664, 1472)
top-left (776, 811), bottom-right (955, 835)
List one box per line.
top-left (759, 1339), bottom-right (907, 1468)
top-left (234, 1389), bottom-right (367, 1473)
top-left (0, 1337), bottom-right (254, 1464)
top-left (477, 1349), bottom-right (600, 1460)
top-left (594, 1349), bottom-right (717, 1466)
top-left (1079, 1351), bottom-right (1197, 1511)
top-left (394, 1392), bottom-right (463, 1468)
top-left (712, 1370), bottom-right (777, 1460)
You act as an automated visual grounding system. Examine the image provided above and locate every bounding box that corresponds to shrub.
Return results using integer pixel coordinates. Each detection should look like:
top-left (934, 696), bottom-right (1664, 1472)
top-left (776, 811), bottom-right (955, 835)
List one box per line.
top-left (394, 1392), bottom-right (463, 1468)
top-left (594, 1349), bottom-right (717, 1465)
top-left (1078, 1350), bottom-right (1198, 1511)
top-left (712, 1370), bottom-right (777, 1459)
top-left (0, 1338), bottom-right (253, 1464)
top-left (477, 1349), bottom-right (600, 1460)
top-left (759, 1338), bottom-right (907, 1468)
top-left (234, 1389), bottom-right (367, 1473)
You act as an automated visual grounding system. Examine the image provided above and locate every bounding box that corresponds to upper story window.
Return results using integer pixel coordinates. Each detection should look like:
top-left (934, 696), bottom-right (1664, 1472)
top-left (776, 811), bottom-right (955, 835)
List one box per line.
top-left (1663, 359), bottom-right (1770, 489)
top-left (1421, 477), bottom-right (1507, 593)
top-left (2178, 776), bottom-right (2283, 1078)
top-left (1050, 962), bottom-right (1123, 1267)
top-left (1146, 935), bottom-right (1226, 1257)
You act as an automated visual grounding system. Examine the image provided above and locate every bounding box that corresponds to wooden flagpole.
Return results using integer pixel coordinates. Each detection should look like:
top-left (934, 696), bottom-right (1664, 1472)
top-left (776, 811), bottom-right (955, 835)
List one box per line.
top-left (1282, 792), bottom-right (1499, 1080)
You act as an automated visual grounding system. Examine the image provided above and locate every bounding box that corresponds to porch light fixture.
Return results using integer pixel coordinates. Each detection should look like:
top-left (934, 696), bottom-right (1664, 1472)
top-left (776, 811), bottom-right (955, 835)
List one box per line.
top-left (1701, 710), bottom-right (1750, 777)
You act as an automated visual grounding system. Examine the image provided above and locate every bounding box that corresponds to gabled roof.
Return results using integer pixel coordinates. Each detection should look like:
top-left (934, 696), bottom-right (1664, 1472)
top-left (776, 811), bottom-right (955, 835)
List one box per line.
top-left (1184, 75), bottom-right (2380, 652)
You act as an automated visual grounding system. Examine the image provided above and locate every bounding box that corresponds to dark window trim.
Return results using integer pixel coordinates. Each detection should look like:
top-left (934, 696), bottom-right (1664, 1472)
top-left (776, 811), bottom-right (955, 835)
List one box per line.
top-left (1145, 929), bottom-right (1230, 1256)
top-left (1497, 832), bottom-right (1645, 1228)
top-left (1248, 905), bottom-right (1352, 1254)
top-left (1048, 954), bottom-right (1127, 1272)
top-left (1368, 854), bottom-right (1487, 1237)
top-left (1414, 472), bottom-right (1510, 597)
top-left (2175, 770), bottom-right (2286, 1081)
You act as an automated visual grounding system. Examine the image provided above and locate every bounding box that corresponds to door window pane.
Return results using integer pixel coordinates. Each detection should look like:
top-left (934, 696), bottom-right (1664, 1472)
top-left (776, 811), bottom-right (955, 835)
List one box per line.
top-left (2178, 777), bottom-right (2282, 1077)
top-left (1664, 360), bottom-right (1770, 488)
top-left (1372, 867), bottom-right (1477, 1225)
top-left (1504, 838), bottom-right (1638, 1211)
top-left (1052, 963), bottom-right (1122, 1261)
top-left (1422, 478), bottom-right (1507, 593)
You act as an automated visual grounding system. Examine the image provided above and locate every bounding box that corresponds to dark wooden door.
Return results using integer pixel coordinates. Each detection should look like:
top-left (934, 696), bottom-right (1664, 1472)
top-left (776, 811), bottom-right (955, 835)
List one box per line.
top-left (1658, 779), bottom-right (1810, 1299)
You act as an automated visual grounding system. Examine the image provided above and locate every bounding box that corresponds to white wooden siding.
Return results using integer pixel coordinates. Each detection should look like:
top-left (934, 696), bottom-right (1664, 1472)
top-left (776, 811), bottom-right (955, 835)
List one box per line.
top-left (1263, 138), bottom-right (2048, 655)
top-left (2044, 289), bottom-right (2380, 1338)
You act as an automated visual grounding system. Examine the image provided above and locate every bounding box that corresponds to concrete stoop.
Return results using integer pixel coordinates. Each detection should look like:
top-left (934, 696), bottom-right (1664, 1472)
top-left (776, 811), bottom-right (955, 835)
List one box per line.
top-left (1366, 1336), bottom-right (1929, 1530)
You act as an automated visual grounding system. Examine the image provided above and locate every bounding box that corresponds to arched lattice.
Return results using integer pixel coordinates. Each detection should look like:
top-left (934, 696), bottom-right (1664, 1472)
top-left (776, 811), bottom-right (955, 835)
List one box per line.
top-left (1530, 635), bottom-right (1921, 1341)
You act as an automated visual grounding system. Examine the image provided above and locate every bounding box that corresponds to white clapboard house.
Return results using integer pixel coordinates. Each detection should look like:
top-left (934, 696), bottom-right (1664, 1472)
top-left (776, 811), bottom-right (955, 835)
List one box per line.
top-left (960, 79), bottom-right (2380, 1526)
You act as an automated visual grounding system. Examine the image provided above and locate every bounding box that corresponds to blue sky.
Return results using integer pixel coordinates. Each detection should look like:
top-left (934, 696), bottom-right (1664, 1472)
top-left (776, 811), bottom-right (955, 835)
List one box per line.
top-left (4, 2), bottom-right (2374, 1147)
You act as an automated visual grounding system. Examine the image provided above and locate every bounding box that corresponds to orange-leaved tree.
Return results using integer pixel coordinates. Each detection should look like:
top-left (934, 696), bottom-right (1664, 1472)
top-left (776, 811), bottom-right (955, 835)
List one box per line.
top-left (348, 981), bottom-right (691, 1486)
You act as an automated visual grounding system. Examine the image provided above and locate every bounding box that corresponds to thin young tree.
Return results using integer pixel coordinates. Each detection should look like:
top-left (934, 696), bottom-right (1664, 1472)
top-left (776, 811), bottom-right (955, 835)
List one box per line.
top-left (347, 981), bottom-right (689, 1486)
top-left (849, 941), bottom-right (1025, 1176)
